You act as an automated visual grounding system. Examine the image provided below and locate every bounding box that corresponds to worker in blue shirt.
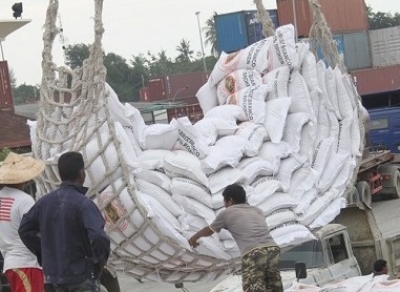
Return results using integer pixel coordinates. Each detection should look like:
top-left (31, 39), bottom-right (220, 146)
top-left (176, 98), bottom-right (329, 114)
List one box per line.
top-left (19, 152), bottom-right (110, 292)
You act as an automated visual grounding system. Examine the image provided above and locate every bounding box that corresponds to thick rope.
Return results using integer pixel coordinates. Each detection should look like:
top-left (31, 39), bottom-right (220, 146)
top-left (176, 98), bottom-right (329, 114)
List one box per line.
top-left (253, 0), bottom-right (275, 37)
top-left (307, 0), bottom-right (345, 72)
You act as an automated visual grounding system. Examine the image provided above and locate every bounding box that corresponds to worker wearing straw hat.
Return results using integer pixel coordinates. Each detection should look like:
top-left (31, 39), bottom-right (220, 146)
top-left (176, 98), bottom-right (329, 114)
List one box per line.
top-left (0, 152), bottom-right (45, 292)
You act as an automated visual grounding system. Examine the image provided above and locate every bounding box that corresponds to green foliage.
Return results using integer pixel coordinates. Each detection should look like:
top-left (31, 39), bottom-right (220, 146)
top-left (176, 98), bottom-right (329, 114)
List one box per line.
top-left (12, 84), bottom-right (39, 105)
top-left (367, 5), bottom-right (400, 30)
top-left (0, 148), bottom-right (10, 162)
top-left (175, 39), bottom-right (194, 63)
top-left (64, 44), bottom-right (90, 69)
top-left (204, 12), bottom-right (218, 56)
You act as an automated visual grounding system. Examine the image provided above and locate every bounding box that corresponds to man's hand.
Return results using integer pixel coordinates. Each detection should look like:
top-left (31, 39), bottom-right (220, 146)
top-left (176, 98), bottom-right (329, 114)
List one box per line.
top-left (188, 236), bottom-right (199, 248)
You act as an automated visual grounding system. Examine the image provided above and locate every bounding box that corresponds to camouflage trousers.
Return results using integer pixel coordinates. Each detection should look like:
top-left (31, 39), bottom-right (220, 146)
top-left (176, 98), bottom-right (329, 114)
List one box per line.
top-left (241, 246), bottom-right (283, 292)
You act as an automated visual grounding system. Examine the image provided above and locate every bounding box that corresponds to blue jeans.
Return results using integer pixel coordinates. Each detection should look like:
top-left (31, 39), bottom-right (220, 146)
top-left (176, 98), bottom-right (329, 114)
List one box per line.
top-left (53, 278), bottom-right (101, 292)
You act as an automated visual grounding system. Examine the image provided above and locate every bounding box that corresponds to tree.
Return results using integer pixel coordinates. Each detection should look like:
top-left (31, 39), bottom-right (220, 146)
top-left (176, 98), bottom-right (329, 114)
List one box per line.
top-left (175, 39), bottom-right (194, 63)
top-left (12, 84), bottom-right (39, 104)
top-left (367, 5), bottom-right (400, 30)
top-left (204, 12), bottom-right (218, 57)
top-left (64, 43), bottom-right (90, 69)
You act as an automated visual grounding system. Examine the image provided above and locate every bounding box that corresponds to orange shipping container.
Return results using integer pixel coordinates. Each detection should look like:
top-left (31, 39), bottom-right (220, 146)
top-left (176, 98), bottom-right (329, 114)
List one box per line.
top-left (277, 0), bottom-right (368, 38)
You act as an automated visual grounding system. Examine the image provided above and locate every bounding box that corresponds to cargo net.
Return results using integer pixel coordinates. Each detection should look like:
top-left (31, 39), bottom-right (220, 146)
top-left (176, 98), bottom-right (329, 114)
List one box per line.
top-left (31, 0), bottom-right (366, 284)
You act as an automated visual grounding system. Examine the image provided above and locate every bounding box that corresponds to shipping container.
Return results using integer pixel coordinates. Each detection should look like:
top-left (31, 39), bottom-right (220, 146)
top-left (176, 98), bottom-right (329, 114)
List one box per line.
top-left (343, 32), bottom-right (371, 70)
top-left (351, 65), bottom-right (400, 96)
top-left (139, 87), bottom-right (150, 102)
top-left (164, 71), bottom-right (209, 100)
top-left (167, 104), bottom-right (203, 124)
top-left (148, 78), bottom-right (167, 101)
top-left (315, 34), bottom-right (344, 65)
top-left (0, 61), bottom-right (13, 109)
top-left (215, 10), bottom-right (279, 53)
top-left (369, 26), bottom-right (400, 68)
top-left (277, 0), bottom-right (368, 37)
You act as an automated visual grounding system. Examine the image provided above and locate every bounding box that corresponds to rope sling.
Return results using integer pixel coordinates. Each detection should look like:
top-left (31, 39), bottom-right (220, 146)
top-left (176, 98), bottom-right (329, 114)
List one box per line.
top-left (33, 0), bottom-right (366, 283)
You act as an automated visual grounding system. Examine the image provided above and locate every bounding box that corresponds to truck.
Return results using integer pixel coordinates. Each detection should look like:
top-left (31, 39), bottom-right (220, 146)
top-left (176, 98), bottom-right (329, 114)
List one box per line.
top-left (209, 146), bottom-right (400, 291)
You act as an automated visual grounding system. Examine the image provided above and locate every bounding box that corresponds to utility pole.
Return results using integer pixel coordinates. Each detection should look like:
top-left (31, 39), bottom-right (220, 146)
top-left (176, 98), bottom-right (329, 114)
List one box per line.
top-left (195, 11), bottom-right (207, 72)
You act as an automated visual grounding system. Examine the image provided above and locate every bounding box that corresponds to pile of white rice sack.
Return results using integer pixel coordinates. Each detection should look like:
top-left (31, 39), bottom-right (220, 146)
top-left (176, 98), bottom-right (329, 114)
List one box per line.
top-left (30, 24), bottom-right (364, 282)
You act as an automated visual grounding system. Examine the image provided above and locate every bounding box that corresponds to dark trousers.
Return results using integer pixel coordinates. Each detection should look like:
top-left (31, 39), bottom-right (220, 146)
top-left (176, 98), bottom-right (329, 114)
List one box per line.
top-left (53, 278), bottom-right (100, 292)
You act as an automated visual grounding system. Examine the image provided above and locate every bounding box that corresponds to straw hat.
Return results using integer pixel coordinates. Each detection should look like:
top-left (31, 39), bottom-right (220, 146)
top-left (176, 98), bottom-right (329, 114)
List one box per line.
top-left (0, 152), bottom-right (45, 184)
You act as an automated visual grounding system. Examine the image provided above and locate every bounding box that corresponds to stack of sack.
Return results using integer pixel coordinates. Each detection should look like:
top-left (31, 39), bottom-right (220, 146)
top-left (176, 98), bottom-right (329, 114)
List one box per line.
top-left (31, 24), bottom-right (364, 282)
top-left (286, 274), bottom-right (400, 291)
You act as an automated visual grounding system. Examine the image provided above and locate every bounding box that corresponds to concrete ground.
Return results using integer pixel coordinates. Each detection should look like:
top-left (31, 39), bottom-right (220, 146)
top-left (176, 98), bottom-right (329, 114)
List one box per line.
top-left (117, 272), bottom-right (227, 292)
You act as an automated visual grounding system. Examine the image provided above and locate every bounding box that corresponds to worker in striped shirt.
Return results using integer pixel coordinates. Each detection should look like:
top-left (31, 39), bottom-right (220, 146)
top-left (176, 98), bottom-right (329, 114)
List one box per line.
top-left (0, 152), bottom-right (45, 292)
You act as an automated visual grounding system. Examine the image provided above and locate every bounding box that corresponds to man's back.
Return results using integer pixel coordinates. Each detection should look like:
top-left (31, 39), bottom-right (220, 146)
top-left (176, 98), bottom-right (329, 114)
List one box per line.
top-left (19, 183), bottom-right (110, 285)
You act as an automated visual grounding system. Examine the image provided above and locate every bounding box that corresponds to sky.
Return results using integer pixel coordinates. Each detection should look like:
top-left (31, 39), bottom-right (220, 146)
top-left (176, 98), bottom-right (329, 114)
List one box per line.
top-left (0, 0), bottom-right (399, 86)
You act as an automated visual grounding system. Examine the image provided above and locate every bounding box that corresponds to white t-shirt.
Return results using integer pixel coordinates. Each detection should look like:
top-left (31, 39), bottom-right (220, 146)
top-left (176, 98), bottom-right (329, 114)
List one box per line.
top-left (0, 187), bottom-right (41, 271)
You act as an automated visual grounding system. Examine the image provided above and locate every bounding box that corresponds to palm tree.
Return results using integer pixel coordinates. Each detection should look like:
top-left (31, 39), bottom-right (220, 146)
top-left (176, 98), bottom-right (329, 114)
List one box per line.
top-left (175, 39), bottom-right (194, 63)
top-left (203, 12), bottom-right (218, 57)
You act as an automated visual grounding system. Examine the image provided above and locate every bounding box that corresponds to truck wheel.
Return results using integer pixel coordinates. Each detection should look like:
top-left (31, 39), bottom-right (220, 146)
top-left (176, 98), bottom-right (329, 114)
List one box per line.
top-left (357, 181), bottom-right (372, 209)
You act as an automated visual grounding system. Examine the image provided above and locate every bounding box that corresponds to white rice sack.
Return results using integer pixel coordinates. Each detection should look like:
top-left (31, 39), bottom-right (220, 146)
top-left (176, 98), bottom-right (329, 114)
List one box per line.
top-left (263, 66), bottom-right (291, 100)
top-left (137, 149), bottom-right (170, 170)
top-left (266, 209), bottom-right (297, 230)
top-left (316, 61), bottom-right (330, 107)
top-left (288, 167), bottom-right (318, 202)
top-left (258, 141), bottom-right (293, 173)
top-left (208, 167), bottom-right (246, 194)
top-left (182, 230), bottom-right (232, 261)
top-left (235, 122), bottom-right (268, 152)
top-left (171, 116), bottom-right (209, 159)
top-left (135, 179), bottom-right (183, 217)
top-left (251, 177), bottom-right (284, 195)
top-left (276, 154), bottom-right (307, 191)
top-left (317, 153), bottom-right (349, 193)
top-left (269, 24), bottom-right (298, 70)
top-left (298, 189), bottom-right (338, 226)
top-left (301, 51), bottom-right (320, 93)
top-left (315, 98), bottom-right (330, 144)
top-left (322, 274), bottom-right (373, 292)
top-left (135, 169), bottom-right (171, 191)
top-left (311, 137), bottom-right (334, 178)
top-left (238, 157), bottom-right (275, 184)
top-left (81, 122), bottom-right (141, 191)
top-left (334, 67), bottom-right (353, 120)
top-left (135, 192), bottom-right (190, 251)
top-left (264, 97), bottom-right (292, 143)
top-left (217, 69), bottom-right (264, 104)
top-left (293, 189), bottom-right (318, 216)
top-left (327, 109), bottom-right (340, 149)
top-left (351, 107), bottom-right (362, 157)
top-left (286, 282), bottom-right (321, 291)
top-left (256, 192), bottom-right (297, 216)
top-left (194, 118), bottom-right (238, 145)
top-left (342, 75), bottom-right (357, 110)
top-left (282, 113), bottom-right (310, 153)
top-left (140, 123), bottom-right (178, 150)
top-left (309, 197), bottom-right (346, 229)
top-left (271, 223), bottom-right (316, 247)
top-left (325, 67), bottom-right (342, 120)
top-left (196, 83), bottom-right (218, 114)
top-left (299, 122), bottom-right (317, 163)
top-left (216, 135), bottom-right (258, 157)
top-left (288, 69), bottom-right (314, 118)
top-left (204, 104), bottom-right (248, 122)
top-left (181, 213), bottom-right (208, 231)
top-left (295, 42), bottom-right (310, 68)
top-left (369, 280), bottom-right (400, 292)
top-left (173, 194), bottom-right (216, 224)
top-left (97, 178), bottom-right (142, 241)
top-left (170, 177), bottom-right (212, 208)
top-left (336, 118), bottom-right (353, 154)
top-left (226, 85), bottom-right (268, 123)
top-left (163, 150), bottom-right (209, 187)
top-left (309, 89), bottom-right (320, 123)
top-left (201, 145), bottom-right (242, 174)
top-left (212, 192), bottom-right (225, 210)
top-left (331, 159), bottom-right (356, 191)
